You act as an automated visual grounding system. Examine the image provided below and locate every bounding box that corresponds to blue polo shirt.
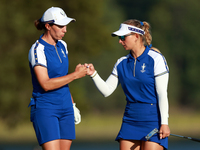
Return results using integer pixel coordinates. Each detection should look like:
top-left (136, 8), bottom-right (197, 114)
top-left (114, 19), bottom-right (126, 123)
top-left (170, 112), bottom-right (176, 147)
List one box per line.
top-left (112, 46), bottom-right (169, 104)
top-left (28, 35), bottom-right (72, 109)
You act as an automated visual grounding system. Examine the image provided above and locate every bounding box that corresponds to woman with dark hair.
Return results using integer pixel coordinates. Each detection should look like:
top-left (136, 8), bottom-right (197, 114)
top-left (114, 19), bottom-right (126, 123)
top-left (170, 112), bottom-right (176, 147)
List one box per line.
top-left (28, 7), bottom-right (87, 150)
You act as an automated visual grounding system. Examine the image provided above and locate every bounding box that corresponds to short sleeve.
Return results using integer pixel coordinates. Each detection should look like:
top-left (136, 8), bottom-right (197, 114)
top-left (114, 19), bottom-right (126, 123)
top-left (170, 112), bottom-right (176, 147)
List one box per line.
top-left (148, 50), bottom-right (169, 77)
top-left (28, 42), bottom-right (47, 68)
top-left (154, 54), bottom-right (169, 77)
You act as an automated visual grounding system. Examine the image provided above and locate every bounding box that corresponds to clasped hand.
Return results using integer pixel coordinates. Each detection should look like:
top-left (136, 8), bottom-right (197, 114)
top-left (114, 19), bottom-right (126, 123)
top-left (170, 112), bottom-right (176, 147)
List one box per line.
top-left (74, 63), bottom-right (95, 78)
top-left (84, 63), bottom-right (95, 76)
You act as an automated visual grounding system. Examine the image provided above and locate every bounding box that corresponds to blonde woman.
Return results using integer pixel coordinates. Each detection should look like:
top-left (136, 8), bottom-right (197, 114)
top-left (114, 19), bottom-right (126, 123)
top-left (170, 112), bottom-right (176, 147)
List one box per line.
top-left (86, 19), bottom-right (170, 150)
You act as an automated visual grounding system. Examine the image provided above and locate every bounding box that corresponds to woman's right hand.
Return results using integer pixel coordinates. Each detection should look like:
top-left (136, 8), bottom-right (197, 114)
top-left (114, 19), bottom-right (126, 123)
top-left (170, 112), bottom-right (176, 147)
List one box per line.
top-left (84, 63), bottom-right (96, 76)
top-left (74, 64), bottom-right (87, 79)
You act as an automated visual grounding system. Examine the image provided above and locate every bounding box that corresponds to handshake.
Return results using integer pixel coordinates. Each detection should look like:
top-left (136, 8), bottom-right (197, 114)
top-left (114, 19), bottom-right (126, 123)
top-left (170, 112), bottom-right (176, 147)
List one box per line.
top-left (74, 63), bottom-right (96, 79)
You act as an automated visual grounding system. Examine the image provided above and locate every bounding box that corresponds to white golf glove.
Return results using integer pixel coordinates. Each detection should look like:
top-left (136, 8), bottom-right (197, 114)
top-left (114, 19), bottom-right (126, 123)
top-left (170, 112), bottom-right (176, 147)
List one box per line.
top-left (73, 103), bottom-right (81, 124)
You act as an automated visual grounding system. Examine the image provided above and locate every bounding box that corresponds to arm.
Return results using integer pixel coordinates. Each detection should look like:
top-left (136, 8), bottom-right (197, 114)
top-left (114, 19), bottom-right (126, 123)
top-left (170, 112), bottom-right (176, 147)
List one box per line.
top-left (155, 73), bottom-right (170, 139)
top-left (34, 64), bottom-right (87, 91)
top-left (86, 63), bottom-right (118, 97)
top-left (91, 72), bottom-right (118, 97)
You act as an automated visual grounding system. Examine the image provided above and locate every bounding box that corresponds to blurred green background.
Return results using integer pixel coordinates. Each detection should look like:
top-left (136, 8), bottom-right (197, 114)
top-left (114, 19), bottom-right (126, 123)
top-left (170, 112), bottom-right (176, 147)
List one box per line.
top-left (0, 0), bottom-right (200, 143)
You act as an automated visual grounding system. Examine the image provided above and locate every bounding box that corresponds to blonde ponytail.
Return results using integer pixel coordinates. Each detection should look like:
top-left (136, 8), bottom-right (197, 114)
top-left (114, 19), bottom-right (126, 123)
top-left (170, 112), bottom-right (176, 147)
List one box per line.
top-left (142, 21), bottom-right (152, 46)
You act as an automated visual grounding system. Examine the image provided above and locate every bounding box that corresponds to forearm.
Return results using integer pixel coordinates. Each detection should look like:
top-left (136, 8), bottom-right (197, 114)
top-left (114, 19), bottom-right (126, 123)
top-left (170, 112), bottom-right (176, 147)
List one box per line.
top-left (155, 73), bottom-right (169, 125)
top-left (91, 71), bottom-right (118, 97)
top-left (158, 94), bottom-right (169, 125)
top-left (34, 64), bottom-right (87, 92)
top-left (41, 72), bottom-right (80, 91)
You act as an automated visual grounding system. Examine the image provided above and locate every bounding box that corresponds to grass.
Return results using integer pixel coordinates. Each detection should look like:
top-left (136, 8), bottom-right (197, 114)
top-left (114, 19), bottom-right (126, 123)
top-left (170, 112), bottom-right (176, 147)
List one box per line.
top-left (0, 121), bottom-right (36, 143)
top-left (0, 108), bottom-right (200, 143)
top-left (169, 108), bottom-right (200, 137)
top-left (75, 113), bottom-right (123, 141)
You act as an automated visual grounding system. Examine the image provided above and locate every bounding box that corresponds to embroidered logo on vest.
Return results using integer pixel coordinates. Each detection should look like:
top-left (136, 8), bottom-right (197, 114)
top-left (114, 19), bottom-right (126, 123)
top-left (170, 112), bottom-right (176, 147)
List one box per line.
top-left (141, 63), bottom-right (146, 73)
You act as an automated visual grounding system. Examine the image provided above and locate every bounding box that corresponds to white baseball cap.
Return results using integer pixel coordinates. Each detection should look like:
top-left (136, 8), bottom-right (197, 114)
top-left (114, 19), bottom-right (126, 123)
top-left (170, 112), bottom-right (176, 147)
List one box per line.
top-left (112, 23), bottom-right (145, 36)
top-left (40, 7), bottom-right (76, 26)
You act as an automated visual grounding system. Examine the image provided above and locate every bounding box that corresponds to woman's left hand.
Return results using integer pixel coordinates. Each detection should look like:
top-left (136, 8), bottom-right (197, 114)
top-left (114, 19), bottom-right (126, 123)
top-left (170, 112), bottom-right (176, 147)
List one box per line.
top-left (84, 63), bottom-right (95, 76)
top-left (73, 103), bottom-right (81, 124)
top-left (159, 124), bottom-right (170, 139)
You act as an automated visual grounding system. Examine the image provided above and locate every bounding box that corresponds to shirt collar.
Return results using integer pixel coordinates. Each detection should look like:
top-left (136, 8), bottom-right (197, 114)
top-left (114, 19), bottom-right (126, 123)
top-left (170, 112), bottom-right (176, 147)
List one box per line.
top-left (38, 34), bottom-right (60, 49)
top-left (128, 46), bottom-right (150, 62)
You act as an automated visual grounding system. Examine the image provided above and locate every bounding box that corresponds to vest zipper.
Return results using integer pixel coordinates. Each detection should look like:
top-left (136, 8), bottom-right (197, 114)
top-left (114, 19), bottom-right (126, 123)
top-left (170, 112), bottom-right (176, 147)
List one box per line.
top-left (55, 46), bottom-right (62, 63)
top-left (133, 59), bottom-right (136, 77)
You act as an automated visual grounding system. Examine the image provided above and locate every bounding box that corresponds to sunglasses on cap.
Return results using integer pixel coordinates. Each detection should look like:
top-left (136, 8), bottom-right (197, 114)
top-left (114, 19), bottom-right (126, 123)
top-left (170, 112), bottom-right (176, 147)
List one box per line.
top-left (118, 33), bottom-right (133, 41)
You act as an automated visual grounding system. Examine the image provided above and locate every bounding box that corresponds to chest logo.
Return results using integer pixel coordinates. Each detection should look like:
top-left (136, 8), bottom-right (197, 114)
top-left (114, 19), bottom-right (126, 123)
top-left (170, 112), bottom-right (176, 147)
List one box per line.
top-left (61, 49), bottom-right (66, 58)
top-left (141, 63), bottom-right (146, 73)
